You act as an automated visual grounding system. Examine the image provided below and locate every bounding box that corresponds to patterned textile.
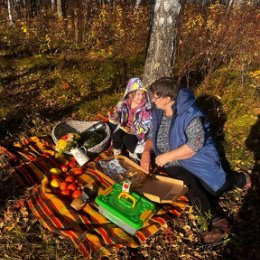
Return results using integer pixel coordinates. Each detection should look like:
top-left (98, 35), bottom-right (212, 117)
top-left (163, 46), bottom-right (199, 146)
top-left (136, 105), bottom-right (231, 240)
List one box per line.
top-left (0, 136), bottom-right (188, 259)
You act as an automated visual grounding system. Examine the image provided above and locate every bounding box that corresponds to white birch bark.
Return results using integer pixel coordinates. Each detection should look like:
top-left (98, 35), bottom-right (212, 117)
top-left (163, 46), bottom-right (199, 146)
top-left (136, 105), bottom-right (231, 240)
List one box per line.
top-left (7, 0), bottom-right (13, 25)
top-left (57, 0), bottom-right (63, 19)
top-left (143, 0), bottom-right (182, 87)
top-left (51, 0), bottom-right (55, 12)
top-left (134, 0), bottom-right (142, 10)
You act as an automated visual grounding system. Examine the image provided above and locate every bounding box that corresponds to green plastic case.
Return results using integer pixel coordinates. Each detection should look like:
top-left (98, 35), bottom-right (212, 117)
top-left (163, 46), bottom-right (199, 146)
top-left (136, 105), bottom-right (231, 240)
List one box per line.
top-left (95, 183), bottom-right (155, 235)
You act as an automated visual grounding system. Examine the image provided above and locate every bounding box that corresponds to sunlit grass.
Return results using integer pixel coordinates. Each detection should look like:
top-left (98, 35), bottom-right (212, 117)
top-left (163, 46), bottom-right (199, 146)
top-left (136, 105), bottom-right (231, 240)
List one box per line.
top-left (79, 91), bottom-right (122, 119)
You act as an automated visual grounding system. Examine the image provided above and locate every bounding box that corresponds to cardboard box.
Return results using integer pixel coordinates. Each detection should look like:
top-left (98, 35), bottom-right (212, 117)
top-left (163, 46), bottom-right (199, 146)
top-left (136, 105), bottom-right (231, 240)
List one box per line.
top-left (115, 156), bottom-right (188, 205)
top-left (134, 174), bottom-right (188, 204)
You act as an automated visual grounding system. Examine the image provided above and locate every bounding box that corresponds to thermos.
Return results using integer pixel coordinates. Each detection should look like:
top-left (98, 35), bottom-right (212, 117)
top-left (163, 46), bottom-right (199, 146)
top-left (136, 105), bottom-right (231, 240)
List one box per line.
top-left (83, 121), bottom-right (106, 133)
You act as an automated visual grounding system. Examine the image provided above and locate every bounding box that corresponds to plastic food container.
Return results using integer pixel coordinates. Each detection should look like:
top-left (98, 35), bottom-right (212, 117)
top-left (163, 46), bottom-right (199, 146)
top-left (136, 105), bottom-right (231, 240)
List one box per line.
top-left (95, 183), bottom-right (155, 235)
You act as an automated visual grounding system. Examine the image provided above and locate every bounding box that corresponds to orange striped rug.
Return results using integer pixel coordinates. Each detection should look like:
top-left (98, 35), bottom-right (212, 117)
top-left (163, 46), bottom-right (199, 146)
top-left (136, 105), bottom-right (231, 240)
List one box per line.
top-left (1, 136), bottom-right (188, 258)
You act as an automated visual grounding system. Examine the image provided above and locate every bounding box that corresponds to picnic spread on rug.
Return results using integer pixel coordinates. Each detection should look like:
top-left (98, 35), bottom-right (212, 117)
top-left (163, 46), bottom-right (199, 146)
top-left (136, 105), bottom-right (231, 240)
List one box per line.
top-left (1, 120), bottom-right (189, 259)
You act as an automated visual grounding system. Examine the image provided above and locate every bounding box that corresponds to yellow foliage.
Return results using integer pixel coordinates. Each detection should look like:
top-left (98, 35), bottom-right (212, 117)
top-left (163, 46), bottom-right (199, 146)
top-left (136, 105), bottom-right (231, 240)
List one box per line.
top-left (185, 14), bottom-right (204, 30)
top-left (88, 4), bottom-right (149, 59)
top-left (248, 70), bottom-right (260, 80)
top-left (21, 22), bottom-right (29, 34)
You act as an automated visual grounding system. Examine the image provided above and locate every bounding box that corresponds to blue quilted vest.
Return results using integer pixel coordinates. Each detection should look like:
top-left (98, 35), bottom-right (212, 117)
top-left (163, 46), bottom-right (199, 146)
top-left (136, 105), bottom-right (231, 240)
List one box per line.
top-left (151, 88), bottom-right (226, 192)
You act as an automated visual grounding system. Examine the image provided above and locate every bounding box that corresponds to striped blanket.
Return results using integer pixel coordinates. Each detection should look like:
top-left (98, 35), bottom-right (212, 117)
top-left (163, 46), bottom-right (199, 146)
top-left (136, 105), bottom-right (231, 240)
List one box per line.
top-left (1, 136), bottom-right (188, 259)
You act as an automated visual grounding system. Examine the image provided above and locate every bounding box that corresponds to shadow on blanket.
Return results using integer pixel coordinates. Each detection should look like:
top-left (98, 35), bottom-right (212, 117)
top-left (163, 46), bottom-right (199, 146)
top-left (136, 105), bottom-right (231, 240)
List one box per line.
top-left (0, 136), bottom-right (188, 259)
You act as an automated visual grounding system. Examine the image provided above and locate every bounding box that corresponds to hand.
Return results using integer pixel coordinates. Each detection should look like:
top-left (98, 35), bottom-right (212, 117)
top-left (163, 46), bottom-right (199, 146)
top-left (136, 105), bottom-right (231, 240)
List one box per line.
top-left (107, 110), bottom-right (112, 119)
top-left (140, 151), bottom-right (150, 173)
top-left (107, 106), bottom-right (119, 120)
top-left (155, 153), bottom-right (170, 167)
top-left (121, 126), bottom-right (131, 133)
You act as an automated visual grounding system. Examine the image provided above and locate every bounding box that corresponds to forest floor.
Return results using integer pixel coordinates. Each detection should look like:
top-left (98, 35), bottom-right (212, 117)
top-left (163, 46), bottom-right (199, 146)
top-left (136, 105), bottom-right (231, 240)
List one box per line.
top-left (0, 139), bottom-right (259, 259)
top-left (0, 64), bottom-right (259, 260)
top-left (0, 23), bottom-right (259, 260)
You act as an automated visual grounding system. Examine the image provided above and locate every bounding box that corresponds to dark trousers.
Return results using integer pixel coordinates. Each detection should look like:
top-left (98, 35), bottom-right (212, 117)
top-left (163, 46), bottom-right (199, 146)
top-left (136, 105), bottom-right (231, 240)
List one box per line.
top-left (165, 166), bottom-right (247, 217)
top-left (165, 166), bottom-right (218, 216)
top-left (112, 128), bottom-right (138, 153)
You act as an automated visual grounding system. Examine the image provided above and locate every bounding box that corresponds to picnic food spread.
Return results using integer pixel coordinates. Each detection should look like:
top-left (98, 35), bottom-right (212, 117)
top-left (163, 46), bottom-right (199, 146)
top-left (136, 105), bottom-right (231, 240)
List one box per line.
top-left (48, 120), bottom-right (188, 235)
top-left (48, 158), bottom-right (84, 200)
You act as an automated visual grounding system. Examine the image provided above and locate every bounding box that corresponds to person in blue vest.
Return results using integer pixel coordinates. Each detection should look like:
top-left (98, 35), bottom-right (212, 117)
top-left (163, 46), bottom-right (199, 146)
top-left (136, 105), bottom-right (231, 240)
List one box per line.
top-left (140, 77), bottom-right (251, 243)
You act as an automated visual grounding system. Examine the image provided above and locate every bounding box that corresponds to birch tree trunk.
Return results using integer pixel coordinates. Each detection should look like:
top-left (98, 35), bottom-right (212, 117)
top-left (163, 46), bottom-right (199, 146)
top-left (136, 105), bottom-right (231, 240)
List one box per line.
top-left (142, 0), bottom-right (182, 87)
top-left (134, 0), bottom-right (142, 10)
top-left (74, 9), bottom-right (79, 48)
top-left (57, 0), bottom-right (63, 19)
top-left (51, 0), bottom-right (55, 13)
top-left (7, 0), bottom-right (13, 25)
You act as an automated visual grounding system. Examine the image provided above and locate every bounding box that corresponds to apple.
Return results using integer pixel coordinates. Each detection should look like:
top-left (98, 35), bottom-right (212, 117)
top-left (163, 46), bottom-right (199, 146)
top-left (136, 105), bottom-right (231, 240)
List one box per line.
top-left (59, 181), bottom-right (68, 191)
top-left (65, 175), bottom-right (75, 183)
top-left (68, 160), bottom-right (76, 168)
top-left (50, 179), bottom-right (61, 189)
top-left (70, 167), bottom-right (83, 175)
top-left (50, 167), bottom-right (62, 175)
top-left (72, 190), bottom-right (82, 199)
top-left (67, 183), bottom-right (77, 191)
top-left (61, 189), bottom-right (71, 196)
top-left (61, 164), bottom-right (68, 172)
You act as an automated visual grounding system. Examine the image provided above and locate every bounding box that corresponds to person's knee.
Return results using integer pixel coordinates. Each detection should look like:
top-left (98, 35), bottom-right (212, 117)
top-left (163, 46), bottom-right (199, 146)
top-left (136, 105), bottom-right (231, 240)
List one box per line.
top-left (112, 130), bottom-right (123, 142)
top-left (122, 136), bottom-right (137, 153)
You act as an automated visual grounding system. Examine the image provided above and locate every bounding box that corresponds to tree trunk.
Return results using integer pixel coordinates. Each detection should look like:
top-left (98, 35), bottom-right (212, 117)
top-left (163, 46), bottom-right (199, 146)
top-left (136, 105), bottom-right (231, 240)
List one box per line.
top-left (57, 0), bottom-right (63, 19)
top-left (7, 0), bottom-right (13, 25)
top-left (74, 9), bottom-right (79, 48)
top-left (134, 0), bottom-right (142, 10)
top-left (51, 0), bottom-right (55, 13)
top-left (142, 0), bottom-right (182, 87)
top-left (228, 0), bottom-right (243, 6)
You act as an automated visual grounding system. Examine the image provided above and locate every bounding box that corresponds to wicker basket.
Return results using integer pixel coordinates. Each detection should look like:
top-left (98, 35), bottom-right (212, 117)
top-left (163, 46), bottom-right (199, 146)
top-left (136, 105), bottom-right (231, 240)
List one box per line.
top-left (51, 120), bottom-right (111, 155)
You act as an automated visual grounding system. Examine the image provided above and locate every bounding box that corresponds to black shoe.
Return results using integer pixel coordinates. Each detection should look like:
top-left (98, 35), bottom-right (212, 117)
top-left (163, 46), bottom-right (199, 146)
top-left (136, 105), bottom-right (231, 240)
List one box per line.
top-left (203, 217), bottom-right (231, 243)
